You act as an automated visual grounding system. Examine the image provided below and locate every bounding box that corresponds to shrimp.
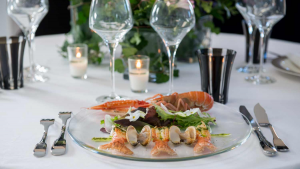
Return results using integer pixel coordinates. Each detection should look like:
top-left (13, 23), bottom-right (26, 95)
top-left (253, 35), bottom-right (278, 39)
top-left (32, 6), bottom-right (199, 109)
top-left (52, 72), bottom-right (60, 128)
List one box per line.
top-left (89, 100), bottom-right (150, 112)
top-left (99, 127), bottom-right (133, 155)
top-left (146, 91), bottom-right (214, 112)
top-left (151, 127), bottom-right (177, 156)
top-left (89, 91), bottom-right (214, 113)
top-left (194, 122), bottom-right (216, 153)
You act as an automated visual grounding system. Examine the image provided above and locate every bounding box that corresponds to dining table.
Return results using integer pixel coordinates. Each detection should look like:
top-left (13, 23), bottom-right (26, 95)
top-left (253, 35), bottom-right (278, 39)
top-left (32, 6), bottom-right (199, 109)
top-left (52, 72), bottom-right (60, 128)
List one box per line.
top-left (1, 33), bottom-right (300, 169)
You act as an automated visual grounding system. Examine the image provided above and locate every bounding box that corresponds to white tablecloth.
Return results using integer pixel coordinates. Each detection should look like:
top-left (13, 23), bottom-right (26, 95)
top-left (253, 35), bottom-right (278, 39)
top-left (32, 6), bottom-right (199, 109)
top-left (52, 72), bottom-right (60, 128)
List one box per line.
top-left (1, 33), bottom-right (300, 169)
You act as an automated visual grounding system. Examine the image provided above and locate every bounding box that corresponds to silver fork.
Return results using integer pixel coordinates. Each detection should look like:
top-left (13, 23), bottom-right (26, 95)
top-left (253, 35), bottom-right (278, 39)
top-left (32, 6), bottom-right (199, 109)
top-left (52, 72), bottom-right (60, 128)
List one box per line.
top-left (33, 119), bottom-right (55, 157)
top-left (51, 112), bottom-right (72, 156)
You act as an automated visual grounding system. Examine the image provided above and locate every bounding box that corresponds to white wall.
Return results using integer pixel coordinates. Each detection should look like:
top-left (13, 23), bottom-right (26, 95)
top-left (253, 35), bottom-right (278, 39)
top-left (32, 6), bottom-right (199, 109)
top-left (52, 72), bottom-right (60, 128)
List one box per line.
top-left (0, 0), bottom-right (21, 37)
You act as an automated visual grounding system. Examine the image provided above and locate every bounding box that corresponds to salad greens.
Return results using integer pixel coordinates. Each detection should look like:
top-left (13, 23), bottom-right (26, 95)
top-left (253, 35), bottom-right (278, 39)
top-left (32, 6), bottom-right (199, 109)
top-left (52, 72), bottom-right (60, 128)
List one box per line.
top-left (101, 105), bottom-right (216, 133)
top-left (154, 105), bottom-right (216, 129)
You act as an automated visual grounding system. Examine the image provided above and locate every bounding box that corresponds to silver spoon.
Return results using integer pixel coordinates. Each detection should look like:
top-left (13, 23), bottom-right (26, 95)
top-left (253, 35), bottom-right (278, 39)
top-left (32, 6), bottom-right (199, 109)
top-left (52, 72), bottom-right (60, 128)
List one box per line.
top-left (51, 112), bottom-right (72, 156)
top-left (33, 119), bottom-right (55, 157)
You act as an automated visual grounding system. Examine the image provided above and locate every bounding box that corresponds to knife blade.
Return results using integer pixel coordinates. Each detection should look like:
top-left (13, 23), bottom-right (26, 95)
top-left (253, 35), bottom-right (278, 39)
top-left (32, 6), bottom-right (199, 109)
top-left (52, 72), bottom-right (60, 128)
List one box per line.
top-left (239, 106), bottom-right (277, 156)
top-left (254, 103), bottom-right (289, 151)
top-left (254, 103), bottom-right (270, 126)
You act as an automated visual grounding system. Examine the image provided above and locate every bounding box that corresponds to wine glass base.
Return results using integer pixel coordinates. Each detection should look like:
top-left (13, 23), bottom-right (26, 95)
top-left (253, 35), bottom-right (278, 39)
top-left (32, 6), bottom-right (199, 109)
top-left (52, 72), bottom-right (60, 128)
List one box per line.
top-left (245, 75), bottom-right (276, 85)
top-left (25, 64), bottom-right (50, 73)
top-left (24, 73), bottom-right (49, 83)
top-left (236, 65), bottom-right (259, 73)
top-left (96, 95), bottom-right (128, 103)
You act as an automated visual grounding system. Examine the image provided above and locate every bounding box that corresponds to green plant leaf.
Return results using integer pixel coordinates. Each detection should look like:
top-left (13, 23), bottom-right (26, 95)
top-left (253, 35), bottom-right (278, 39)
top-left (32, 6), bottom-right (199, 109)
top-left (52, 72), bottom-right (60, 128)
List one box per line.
top-left (122, 47), bottom-right (138, 57)
top-left (201, 1), bottom-right (213, 13)
top-left (203, 21), bottom-right (221, 34)
top-left (155, 73), bottom-right (169, 83)
top-left (76, 11), bottom-right (88, 25)
top-left (60, 40), bottom-right (70, 52)
top-left (114, 58), bottom-right (125, 73)
top-left (174, 69), bottom-right (179, 77)
top-left (194, 7), bottom-right (201, 18)
top-left (130, 32), bottom-right (142, 45)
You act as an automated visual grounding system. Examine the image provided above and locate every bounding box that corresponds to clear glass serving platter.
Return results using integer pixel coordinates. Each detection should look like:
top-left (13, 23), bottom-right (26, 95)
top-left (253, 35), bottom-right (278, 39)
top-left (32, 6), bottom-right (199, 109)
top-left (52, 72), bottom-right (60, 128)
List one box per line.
top-left (68, 102), bottom-right (251, 162)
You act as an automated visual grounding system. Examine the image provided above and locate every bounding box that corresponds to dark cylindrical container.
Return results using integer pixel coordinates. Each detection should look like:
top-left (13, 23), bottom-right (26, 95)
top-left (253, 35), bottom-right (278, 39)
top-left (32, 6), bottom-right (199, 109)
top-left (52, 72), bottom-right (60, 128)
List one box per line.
top-left (0, 36), bottom-right (26, 90)
top-left (242, 20), bottom-right (255, 63)
top-left (197, 48), bottom-right (237, 104)
top-left (252, 28), bottom-right (271, 64)
top-left (242, 20), bottom-right (271, 64)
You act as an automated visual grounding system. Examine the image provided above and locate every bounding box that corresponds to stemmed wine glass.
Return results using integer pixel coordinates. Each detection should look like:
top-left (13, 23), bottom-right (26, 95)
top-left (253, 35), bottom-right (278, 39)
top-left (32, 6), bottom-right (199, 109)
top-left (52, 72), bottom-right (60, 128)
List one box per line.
top-left (150, 0), bottom-right (195, 95)
top-left (7, 0), bottom-right (49, 82)
top-left (236, 0), bottom-right (259, 73)
top-left (89, 0), bottom-right (133, 102)
top-left (245, 0), bottom-right (286, 84)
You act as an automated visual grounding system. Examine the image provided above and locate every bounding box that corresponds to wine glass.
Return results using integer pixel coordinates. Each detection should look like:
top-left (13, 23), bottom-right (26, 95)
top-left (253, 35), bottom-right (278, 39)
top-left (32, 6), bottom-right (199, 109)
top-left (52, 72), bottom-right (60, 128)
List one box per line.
top-left (236, 0), bottom-right (259, 73)
top-left (245, 0), bottom-right (286, 84)
top-left (150, 0), bottom-right (195, 95)
top-left (89, 0), bottom-right (133, 102)
top-left (7, 0), bottom-right (50, 82)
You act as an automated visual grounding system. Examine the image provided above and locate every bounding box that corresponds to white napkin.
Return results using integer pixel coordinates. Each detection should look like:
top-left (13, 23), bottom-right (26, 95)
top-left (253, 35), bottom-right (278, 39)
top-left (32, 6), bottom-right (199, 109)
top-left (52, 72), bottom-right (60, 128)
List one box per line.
top-left (286, 53), bottom-right (300, 68)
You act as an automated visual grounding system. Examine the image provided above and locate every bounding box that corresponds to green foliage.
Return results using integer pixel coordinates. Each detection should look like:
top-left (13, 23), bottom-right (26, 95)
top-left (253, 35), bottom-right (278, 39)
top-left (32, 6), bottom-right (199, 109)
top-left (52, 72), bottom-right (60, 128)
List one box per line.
top-left (114, 59), bottom-right (125, 73)
top-left (130, 0), bottom-right (155, 26)
top-left (194, 0), bottom-right (237, 34)
top-left (204, 21), bottom-right (220, 34)
top-left (58, 1), bottom-right (104, 65)
top-left (154, 104), bottom-right (216, 129)
top-left (59, 0), bottom-right (236, 83)
top-left (201, 1), bottom-right (213, 13)
top-left (130, 32), bottom-right (142, 45)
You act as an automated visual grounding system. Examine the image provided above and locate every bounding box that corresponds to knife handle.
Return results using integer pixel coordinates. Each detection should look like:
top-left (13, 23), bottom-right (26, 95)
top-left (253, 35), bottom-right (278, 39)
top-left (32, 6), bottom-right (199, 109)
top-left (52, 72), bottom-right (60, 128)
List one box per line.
top-left (253, 129), bottom-right (277, 156)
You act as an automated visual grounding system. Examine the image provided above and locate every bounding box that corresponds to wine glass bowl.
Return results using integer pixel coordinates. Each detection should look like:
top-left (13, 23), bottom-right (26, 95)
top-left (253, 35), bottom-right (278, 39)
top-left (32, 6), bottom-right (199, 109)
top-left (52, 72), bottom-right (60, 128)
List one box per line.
top-left (235, 0), bottom-right (259, 74)
top-left (150, 0), bottom-right (195, 94)
top-left (7, 0), bottom-right (49, 82)
top-left (89, 0), bottom-right (133, 102)
top-left (245, 0), bottom-right (286, 84)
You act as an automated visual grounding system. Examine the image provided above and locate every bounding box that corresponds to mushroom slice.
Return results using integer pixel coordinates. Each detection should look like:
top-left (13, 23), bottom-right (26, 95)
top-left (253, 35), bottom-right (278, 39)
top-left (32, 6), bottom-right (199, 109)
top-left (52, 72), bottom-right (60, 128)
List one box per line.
top-left (138, 125), bottom-right (152, 146)
top-left (169, 126), bottom-right (181, 144)
top-left (126, 125), bottom-right (138, 146)
top-left (182, 126), bottom-right (197, 145)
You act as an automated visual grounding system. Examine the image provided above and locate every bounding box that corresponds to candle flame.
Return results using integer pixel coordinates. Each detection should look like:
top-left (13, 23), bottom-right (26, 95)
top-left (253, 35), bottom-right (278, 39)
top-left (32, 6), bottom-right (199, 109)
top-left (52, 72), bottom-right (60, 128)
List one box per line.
top-left (136, 60), bottom-right (142, 69)
top-left (76, 47), bottom-right (81, 58)
top-left (76, 52), bottom-right (81, 58)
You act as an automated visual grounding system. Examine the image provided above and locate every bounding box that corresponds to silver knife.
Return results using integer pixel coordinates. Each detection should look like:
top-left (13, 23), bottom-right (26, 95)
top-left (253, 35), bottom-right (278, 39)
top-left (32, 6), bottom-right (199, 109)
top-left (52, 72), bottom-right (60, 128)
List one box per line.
top-left (239, 106), bottom-right (277, 156)
top-left (254, 103), bottom-right (289, 152)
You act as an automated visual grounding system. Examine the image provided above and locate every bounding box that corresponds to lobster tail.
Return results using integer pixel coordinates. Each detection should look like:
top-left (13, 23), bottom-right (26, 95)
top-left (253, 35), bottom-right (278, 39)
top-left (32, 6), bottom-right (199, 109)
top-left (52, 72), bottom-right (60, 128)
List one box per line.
top-left (189, 91), bottom-right (214, 112)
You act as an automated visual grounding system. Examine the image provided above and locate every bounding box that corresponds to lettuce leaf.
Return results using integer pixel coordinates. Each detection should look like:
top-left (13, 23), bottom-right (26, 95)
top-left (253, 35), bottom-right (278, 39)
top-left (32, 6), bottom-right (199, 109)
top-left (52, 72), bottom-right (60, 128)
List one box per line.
top-left (175, 114), bottom-right (216, 129)
top-left (153, 104), bottom-right (216, 129)
top-left (154, 104), bottom-right (175, 121)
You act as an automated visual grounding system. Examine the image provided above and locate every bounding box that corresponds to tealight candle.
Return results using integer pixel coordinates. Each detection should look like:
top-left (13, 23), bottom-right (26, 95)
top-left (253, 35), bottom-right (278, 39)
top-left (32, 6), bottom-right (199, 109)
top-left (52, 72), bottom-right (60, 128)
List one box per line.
top-left (67, 44), bottom-right (88, 79)
top-left (128, 55), bottom-right (150, 93)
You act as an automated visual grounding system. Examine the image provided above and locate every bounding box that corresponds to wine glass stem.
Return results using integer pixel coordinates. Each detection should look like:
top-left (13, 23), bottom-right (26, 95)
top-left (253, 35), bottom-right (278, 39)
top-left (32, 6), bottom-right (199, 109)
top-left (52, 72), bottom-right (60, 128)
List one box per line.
top-left (25, 30), bottom-right (36, 74)
top-left (247, 22), bottom-right (255, 66)
top-left (166, 44), bottom-right (178, 94)
top-left (107, 42), bottom-right (118, 97)
top-left (258, 28), bottom-right (270, 77)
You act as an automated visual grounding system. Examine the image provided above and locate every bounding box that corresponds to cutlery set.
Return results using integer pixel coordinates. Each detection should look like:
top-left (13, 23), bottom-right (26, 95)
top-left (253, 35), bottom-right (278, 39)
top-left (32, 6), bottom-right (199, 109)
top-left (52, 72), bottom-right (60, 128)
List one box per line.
top-left (33, 112), bottom-right (72, 157)
top-left (240, 104), bottom-right (289, 156)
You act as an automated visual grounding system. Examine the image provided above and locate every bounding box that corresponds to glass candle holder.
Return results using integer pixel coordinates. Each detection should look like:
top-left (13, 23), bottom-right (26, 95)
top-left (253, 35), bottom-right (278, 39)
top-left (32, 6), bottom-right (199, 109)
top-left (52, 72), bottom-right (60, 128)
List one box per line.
top-left (128, 55), bottom-right (150, 93)
top-left (67, 44), bottom-right (88, 79)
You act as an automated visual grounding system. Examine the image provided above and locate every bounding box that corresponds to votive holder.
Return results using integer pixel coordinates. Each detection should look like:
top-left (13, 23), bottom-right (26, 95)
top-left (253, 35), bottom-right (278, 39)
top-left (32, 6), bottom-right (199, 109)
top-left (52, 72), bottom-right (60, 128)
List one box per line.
top-left (197, 48), bottom-right (237, 104)
top-left (67, 44), bottom-right (88, 79)
top-left (128, 55), bottom-right (150, 93)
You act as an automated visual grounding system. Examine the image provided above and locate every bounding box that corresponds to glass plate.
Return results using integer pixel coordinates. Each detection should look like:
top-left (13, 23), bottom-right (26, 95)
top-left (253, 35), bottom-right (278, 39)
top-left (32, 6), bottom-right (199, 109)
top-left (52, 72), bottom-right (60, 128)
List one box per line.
top-left (68, 102), bottom-right (251, 162)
